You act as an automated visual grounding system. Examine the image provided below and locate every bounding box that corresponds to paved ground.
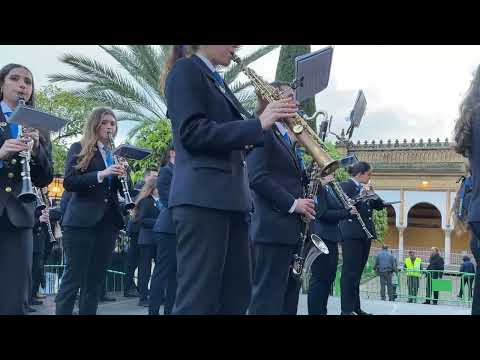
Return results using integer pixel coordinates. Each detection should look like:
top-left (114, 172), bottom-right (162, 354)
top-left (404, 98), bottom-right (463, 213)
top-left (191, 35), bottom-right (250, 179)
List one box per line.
top-left (31, 293), bottom-right (470, 315)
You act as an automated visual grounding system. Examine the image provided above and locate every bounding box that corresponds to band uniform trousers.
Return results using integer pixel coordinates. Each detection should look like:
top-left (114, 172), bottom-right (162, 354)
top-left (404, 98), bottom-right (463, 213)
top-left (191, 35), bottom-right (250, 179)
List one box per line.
top-left (0, 215), bottom-right (33, 315)
top-left (124, 231), bottom-right (139, 292)
top-left (172, 205), bottom-right (251, 315)
top-left (308, 240), bottom-right (339, 315)
top-left (149, 233), bottom-right (177, 315)
top-left (340, 238), bottom-right (371, 313)
top-left (249, 243), bottom-right (301, 315)
top-left (55, 208), bottom-right (118, 315)
top-left (138, 243), bottom-right (156, 301)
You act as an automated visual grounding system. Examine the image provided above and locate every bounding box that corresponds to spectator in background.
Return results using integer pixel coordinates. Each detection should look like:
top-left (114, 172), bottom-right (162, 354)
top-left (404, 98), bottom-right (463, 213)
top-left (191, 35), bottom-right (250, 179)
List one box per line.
top-left (458, 255), bottom-right (475, 300)
top-left (404, 251), bottom-right (422, 303)
top-left (423, 247), bottom-right (444, 305)
top-left (374, 245), bottom-right (397, 301)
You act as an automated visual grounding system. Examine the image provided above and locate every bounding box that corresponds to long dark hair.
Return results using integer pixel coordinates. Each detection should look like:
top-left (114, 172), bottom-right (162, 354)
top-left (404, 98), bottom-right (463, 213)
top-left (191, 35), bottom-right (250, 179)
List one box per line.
top-left (0, 63), bottom-right (51, 145)
top-left (347, 161), bottom-right (371, 177)
top-left (159, 45), bottom-right (200, 94)
top-left (454, 65), bottom-right (480, 157)
top-left (0, 63), bottom-right (35, 107)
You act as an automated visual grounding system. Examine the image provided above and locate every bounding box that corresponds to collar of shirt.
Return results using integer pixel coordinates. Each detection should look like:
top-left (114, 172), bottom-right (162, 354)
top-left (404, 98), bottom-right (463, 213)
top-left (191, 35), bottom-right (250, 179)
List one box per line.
top-left (275, 121), bottom-right (288, 137)
top-left (195, 53), bottom-right (218, 74)
top-left (1, 100), bottom-right (13, 118)
top-left (351, 178), bottom-right (361, 188)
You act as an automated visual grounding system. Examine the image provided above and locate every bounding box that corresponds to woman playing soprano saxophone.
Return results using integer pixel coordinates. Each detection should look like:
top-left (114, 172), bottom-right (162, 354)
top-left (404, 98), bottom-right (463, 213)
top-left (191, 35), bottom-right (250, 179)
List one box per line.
top-left (163, 45), bottom-right (298, 315)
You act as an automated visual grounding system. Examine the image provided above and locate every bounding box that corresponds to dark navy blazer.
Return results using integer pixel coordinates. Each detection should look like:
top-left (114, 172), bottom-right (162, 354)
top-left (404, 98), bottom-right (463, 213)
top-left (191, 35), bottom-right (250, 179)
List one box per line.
top-left (165, 54), bottom-right (264, 213)
top-left (62, 142), bottom-right (124, 229)
top-left (469, 111), bottom-right (480, 223)
top-left (136, 196), bottom-right (161, 245)
top-left (0, 111), bottom-right (53, 228)
top-left (247, 125), bottom-right (304, 246)
top-left (153, 162), bottom-right (175, 235)
top-left (311, 184), bottom-right (354, 243)
top-left (338, 179), bottom-right (384, 241)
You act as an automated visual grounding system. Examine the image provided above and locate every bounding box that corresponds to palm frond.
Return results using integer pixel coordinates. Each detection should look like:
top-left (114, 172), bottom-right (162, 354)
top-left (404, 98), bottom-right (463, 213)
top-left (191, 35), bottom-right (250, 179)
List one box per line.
top-left (224, 45), bottom-right (280, 84)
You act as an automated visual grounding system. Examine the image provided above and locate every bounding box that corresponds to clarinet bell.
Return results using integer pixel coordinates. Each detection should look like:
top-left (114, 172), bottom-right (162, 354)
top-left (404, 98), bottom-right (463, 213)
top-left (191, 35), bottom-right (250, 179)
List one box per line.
top-left (18, 179), bottom-right (37, 203)
top-left (311, 234), bottom-right (329, 254)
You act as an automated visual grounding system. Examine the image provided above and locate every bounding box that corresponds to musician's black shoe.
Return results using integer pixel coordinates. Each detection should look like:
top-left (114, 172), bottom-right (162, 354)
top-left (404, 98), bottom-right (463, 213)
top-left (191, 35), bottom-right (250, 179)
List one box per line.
top-left (138, 299), bottom-right (149, 307)
top-left (124, 289), bottom-right (140, 298)
top-left (340, 311), bottom-right (357, 315)
top-left (25, 306), bottom-right (37, 313)
top-left (100, 296), bottom-right (116, 302)
top-left (30, 299), bottom-right (43, 306)
top-left (353, 309), bottom-right (372, 315)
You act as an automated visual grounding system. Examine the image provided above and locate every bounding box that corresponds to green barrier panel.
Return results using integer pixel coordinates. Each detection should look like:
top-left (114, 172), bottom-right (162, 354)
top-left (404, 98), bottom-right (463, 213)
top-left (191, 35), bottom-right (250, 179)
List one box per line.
top-left (432, 279), bottom-right (452, 292)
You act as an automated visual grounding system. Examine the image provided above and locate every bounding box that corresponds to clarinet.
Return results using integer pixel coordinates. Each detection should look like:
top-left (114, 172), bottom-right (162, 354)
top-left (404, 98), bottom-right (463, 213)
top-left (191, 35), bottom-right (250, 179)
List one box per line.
top-left (34, 187), bottom-right (56, 243)
top-left (329, 181), bottom-right (374, 239)
top-left (16, 96), bottom-right (37, 203)
top-left (107, 132), bottom-right (135, 210)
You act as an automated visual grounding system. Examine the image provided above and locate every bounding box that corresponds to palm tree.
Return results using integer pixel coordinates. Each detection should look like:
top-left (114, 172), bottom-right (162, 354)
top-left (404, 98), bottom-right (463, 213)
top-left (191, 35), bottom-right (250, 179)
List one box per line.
top-left (49, 45), bottom-right (279, 138)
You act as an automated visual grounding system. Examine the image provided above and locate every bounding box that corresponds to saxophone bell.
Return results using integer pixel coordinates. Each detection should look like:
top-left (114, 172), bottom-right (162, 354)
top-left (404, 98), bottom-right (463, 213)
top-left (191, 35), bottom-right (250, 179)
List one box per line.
top-left (311, 234), bottom-right (329, 254)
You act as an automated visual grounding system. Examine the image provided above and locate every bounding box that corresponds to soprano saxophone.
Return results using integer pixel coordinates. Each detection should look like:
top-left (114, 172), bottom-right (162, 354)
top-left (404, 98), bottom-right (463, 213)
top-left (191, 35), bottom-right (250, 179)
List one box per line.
top-left (230, 54), bottom-right (339, 177)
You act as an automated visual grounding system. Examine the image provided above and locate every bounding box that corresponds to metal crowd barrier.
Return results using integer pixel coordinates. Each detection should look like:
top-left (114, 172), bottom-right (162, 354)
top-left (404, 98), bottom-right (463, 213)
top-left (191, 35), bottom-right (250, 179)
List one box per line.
top-left (41, 265), bottom-right (127, 296)
top-left (302, 260), bottom-right (475, 307)
top-left (358, 269), bottom-right (475, 306)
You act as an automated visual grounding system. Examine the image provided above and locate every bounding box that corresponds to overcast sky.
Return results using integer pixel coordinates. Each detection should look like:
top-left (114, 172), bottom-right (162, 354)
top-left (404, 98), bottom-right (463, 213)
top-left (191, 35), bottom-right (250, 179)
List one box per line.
top-left (1, 45), bottom-right (479, 144)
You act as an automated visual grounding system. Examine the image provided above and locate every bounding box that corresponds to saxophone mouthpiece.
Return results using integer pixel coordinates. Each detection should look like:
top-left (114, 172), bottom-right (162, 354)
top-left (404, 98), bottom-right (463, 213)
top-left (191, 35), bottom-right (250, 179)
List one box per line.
top-left (231, 54), bottom-right (241, 64)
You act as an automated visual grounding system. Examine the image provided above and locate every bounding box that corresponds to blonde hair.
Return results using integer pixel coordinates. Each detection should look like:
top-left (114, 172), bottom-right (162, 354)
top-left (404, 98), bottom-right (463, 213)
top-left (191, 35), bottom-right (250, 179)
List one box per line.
top-left (75, 107), bottom-right (117, 171)
top-left (133, 177), bottom-right (157, 220)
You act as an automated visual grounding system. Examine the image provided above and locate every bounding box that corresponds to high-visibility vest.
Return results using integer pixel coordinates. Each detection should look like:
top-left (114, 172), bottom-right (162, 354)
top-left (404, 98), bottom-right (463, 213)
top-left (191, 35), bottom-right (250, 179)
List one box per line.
top-left (405, 257), bottom-right (422, 277)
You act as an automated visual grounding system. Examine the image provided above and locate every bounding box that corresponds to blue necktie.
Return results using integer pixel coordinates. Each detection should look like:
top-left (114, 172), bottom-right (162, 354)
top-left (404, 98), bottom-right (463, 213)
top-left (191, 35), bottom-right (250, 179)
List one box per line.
top-left (282, 132), bottom-right (292, 146)
top-left (212, 71), bottom-right (225, 88)
top-left (105, 149), bottom-right (113, 184)
top-left (294, 144), bottom-right (305, 171)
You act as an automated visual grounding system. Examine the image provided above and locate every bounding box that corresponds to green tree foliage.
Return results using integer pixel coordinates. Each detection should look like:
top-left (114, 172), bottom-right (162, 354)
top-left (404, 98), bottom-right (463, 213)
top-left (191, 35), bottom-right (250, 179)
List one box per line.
top-left (129, 119), bottom-right (172, 184)
top-left (35, 85), bottom-right (99, 175)
top-left (49, 45), bottom-right (279, 139)
top-left (373, 208), bottom-right (388, 245)
top-left (275, 45), bottom-right (316, 121)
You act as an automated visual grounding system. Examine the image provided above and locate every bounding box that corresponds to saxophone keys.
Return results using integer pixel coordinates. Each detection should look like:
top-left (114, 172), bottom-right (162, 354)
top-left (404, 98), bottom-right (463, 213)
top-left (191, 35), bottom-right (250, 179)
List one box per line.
top-left (293, 124), bottom-right (304, 134)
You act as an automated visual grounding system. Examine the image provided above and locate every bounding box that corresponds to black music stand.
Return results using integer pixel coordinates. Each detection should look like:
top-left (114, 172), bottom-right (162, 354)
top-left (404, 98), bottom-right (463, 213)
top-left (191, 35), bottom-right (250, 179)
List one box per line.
top-left (8, 105), bottom-right (67, 132)
top-left (113, 144), bottom-right (152, 160)
top-left (339, 153), bottom-right (359, 169)
top-left (345, 90), bottom-right (367, 140)
top-left (293, 46), bottom-right (334, 102)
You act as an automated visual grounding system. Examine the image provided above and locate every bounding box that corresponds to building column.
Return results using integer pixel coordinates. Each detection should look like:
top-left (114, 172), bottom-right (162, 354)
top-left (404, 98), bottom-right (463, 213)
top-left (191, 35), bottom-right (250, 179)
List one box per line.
top-left (398, 226), bottom-right (405, 262)
top-left (444, 226), bottom-right (452, 266)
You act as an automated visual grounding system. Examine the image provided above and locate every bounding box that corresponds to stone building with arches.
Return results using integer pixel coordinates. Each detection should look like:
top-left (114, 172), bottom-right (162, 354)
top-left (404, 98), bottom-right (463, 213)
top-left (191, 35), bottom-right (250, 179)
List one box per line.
top-left (336, 137), bottom-right (469, 266)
